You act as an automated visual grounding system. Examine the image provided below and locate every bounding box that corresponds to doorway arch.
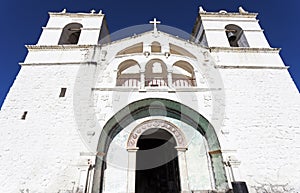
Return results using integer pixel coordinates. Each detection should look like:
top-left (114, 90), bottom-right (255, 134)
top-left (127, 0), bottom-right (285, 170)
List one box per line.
top-left (135, 128), bottom-right (181, 193)
top-left (92, 98), bottom-right (228, 193)
top-left (127, 119), bottom-right (189, 193)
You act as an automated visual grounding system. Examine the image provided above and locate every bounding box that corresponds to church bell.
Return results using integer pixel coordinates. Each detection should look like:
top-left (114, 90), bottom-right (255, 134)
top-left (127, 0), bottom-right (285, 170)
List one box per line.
top-left (227, 31), bottom-right (237, 42)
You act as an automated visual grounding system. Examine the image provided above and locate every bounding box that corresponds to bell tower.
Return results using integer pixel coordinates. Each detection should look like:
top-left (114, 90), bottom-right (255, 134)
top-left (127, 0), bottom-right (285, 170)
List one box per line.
top-left (192, 6), bottom-right (270, 48)
top-left (38, 9), bottom-right (109, 45)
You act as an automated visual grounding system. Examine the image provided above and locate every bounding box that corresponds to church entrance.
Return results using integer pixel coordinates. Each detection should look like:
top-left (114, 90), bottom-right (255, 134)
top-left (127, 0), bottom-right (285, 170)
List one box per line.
top-left (135, 129), bottom-right (181, 193)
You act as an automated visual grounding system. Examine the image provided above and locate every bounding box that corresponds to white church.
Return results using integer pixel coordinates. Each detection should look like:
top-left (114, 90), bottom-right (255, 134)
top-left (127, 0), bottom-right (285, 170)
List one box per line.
top-left (0, 6), bottom-right (299, 193)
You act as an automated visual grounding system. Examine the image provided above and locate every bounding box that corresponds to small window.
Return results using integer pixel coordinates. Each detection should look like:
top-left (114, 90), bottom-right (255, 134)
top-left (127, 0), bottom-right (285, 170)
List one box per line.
top-left (59, 88), bottom-right (67, 97)
top-left (58, 23), bottom-right (83, 45)
top-left (151, 41), bottom-right (161, 53)
top-left (225, 24), bottom-right (249, 47)
top-left (21, 111), bottom-right (28, 120)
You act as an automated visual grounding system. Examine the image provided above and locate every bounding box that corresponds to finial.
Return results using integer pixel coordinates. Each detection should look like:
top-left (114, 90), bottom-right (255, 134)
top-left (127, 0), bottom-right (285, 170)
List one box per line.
top-left (98, 10), bottom-right (103, 14)
top-left (90, 9), bottom-right (96, 14)
top-left (199, 6), bottom-right (206, 13)
top-left (61, 9), bottom-right (66, 13)
top-left (149, 18), bottom-right (161, 37)
top-left (239, 6), bottom-right (248, 14)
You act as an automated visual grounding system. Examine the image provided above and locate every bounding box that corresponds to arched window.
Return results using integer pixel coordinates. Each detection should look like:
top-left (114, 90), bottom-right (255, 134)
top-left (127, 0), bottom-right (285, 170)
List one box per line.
top-left (151, 41), bottom-right (161, 53)
top-left (225, 24), bottom-right (249, 47)
top-left (116, 60), bottom-right (140, 87)
top-left (172, 61), bottom-right (196, 87)
top-left (145, 59), bottom-right (167, 87)
top-left (58, 23), bottom-right (83, 45)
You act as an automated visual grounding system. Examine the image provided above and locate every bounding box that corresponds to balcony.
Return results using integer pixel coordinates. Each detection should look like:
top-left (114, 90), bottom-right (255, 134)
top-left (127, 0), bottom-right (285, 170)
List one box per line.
top-left (116, 77), bottom-right (196, 88)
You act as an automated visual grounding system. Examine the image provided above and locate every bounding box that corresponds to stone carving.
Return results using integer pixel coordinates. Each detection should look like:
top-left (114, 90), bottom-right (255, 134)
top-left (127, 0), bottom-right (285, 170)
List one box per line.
top-left (127, 119), bottom-right (187, 148)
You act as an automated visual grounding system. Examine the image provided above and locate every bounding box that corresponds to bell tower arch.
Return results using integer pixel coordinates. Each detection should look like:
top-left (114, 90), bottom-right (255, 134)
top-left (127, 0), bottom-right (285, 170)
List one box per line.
top-left (192, 6), bottom-right (270, 48)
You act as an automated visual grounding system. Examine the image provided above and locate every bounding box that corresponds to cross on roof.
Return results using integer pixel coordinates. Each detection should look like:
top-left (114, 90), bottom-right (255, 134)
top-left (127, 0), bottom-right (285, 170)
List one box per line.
top-left (149, 18), bottom-right (161, 34)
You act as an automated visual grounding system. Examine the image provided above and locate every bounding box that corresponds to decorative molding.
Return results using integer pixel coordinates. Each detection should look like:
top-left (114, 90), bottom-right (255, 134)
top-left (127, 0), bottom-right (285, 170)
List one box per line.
top-left (204, 29), bottom-right (263, 32)
top-left (127, 119), bottom-right (187, 149)
top-left (209, 47), bottom-right (281, 53)
top-left (91, 87), bottom-right (221, 92)
top-left (81, 28), bottom-right (101, 30)
top-left (26, 44), bottom-right (98, 50)
top-left (20, 61), bottom-right (97, 66)
top-left (199, 12), bottom-right (258, 18)
top-left (215, 65), bottom-right (289, 70)
top-left (49, 12), bottom-right (104, 17)
top-left (42, 27), bottom-right (63, 30)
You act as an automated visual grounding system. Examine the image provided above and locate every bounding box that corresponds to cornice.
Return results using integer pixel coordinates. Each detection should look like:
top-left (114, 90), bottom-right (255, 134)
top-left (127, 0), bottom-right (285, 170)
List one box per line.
top-left (49, 12), bottom-right (104, 17)
top-left (209, 47), bottom-right (281, 53)
top-left (19, 61), bottom-right (97, 66)
top-left (215, 65), bottom-right (289, 70)
top-left (26, 45), bottom-right (99, 51)
top-left (199, 12), bottom-right (258, 18)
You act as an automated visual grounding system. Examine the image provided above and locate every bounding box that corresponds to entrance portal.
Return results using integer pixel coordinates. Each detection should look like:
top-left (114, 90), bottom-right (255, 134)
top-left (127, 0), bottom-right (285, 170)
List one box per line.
top-left (135, 129), bottom-right (181, 193)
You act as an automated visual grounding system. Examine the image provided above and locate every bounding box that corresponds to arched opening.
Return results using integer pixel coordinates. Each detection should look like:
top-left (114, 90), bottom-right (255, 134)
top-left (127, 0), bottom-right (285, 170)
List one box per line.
top-left (145, 59), bottom-right (168, 87)
top-left (225, 24), bottom-right (249, 47)
top-left (92, 98), bottom-right (228, 193)
top-left (136, 129), bottom-right (181, 193)
top-left (172, 61), bottom-right (196, 87)
top-left (151, 41), bottom-right (162, 53)
top-left (116, 60), bottom-right (140, 87)
top-left (116, 42), bottom-right (143, 55)
top-left (58, 23), bottom-right (83, 45)
top-left (169, 44), bottom-right (197, 59)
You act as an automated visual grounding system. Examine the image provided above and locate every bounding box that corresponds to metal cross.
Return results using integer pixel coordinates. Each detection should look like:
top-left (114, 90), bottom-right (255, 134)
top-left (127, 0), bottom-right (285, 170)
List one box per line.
top-left (149, 18), bottom-right (161, 34)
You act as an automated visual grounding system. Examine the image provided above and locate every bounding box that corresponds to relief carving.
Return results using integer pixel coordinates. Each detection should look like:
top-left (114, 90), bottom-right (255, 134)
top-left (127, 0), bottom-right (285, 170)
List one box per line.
top-left (127, 119), bottom-right (187, 149)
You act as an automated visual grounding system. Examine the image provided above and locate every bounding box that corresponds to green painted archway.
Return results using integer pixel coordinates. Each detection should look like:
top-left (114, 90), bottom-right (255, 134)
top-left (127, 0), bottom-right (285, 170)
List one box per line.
top-left (92, 98), bottom-right (228, 193)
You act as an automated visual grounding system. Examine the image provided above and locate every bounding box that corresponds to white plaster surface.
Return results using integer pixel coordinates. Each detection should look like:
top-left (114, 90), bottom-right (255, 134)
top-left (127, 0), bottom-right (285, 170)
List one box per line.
top-left (0, 9), bottom-right (299, 193)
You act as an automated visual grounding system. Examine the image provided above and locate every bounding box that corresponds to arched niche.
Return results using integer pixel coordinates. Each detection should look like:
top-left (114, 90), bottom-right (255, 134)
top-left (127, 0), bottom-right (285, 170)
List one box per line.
top-left (58, 23), bottom-right (83, 45)
top-left (169, 43), bottom-right (196, 59)
top-left (225, 24), bottom-right (249, 47)
top-left (116, 59), bottom-right (140, 87)
top-left (145, 59), bottom-right (168, 87)
top-left (172, 61), bottom-right (196, 87)
top-left (151, 41), bottom-right (162, 53)
top-left (92, 98), bottom-right (228, 193)
top-left (116, 42), bottom-right (143, 55)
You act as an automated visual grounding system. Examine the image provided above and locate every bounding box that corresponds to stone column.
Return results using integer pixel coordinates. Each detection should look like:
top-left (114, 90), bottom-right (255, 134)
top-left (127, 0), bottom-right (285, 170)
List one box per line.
top-left (140, 70), bottom-right (145, 90)
top-left (175, 147), bottom-right (190, 193)
top-left (127, 147), bottom-right (139, 193)
top-left (167, 69), bottom-right (173, 88)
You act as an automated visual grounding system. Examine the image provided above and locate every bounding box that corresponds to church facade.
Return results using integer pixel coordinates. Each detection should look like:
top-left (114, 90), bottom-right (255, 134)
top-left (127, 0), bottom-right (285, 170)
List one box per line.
top-left (0, 7), bottom-right (299, 193)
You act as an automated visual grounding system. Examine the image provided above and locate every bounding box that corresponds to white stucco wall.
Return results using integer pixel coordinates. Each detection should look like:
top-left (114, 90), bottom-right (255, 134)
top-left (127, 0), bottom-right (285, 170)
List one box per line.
top-left (0, 10), bottom-right (299, 193)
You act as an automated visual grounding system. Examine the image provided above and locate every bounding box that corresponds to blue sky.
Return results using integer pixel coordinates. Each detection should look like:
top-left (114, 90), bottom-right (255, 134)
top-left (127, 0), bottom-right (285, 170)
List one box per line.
top-left (0, 0), bottom-right (299, 108)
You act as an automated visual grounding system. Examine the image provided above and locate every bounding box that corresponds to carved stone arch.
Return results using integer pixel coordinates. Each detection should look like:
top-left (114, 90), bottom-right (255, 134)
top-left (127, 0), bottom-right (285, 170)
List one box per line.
top-left (127, 119), bottom-right (187, 149)
top-left (92, 98), bottom-right (228, 193)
